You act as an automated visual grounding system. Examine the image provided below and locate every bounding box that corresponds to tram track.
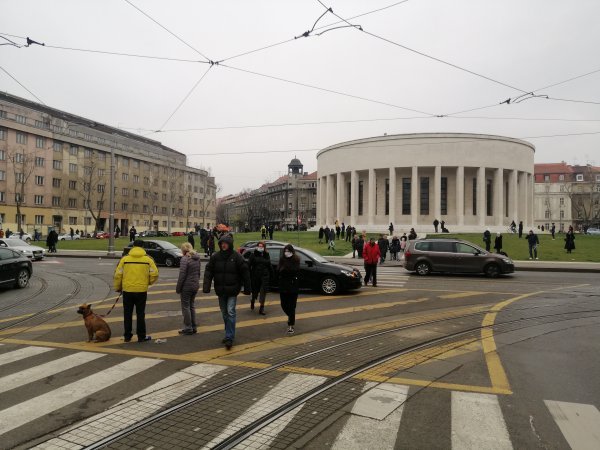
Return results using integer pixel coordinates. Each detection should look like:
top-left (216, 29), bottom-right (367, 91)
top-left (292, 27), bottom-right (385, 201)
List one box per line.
top-left (83, 304), bottom-right (600, 450)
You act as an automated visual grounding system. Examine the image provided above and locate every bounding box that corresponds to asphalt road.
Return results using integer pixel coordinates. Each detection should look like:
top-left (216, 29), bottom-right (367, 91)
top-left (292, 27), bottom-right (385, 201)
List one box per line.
top-left (0, 257), bottom-right (598, 449)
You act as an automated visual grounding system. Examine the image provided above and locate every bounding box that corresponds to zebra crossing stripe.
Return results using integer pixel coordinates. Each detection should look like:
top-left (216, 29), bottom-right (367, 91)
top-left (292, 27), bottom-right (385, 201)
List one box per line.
top-left (451, 391), bottom-right (512, 449)
top-left (0, 357), bottom-right (161, 436)
top-left (0, 352), bottom-right (105, 394)
top-left (545, 400), bottom-right (600, 450)
top-left (0, 346), bottom-right (54, 367)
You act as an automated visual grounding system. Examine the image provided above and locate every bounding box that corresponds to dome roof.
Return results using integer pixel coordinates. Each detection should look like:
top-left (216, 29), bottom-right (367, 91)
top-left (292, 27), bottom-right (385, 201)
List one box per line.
top-left (289, 158), bottom-right (302, 166)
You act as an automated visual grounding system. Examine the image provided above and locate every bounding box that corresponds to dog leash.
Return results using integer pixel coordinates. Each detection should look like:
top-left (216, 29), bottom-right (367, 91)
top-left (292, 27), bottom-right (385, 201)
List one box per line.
top-left (99, 292), bottom-right (122, 318)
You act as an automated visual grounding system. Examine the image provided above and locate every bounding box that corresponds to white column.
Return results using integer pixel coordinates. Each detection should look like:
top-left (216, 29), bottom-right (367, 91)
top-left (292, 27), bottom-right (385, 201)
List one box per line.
top-left (456, 166), bottom-right (465, 227)
top-left (316, 177), bottom-right (322, 226)
top-left (495, 168), bottom-right (504, 227)
top-left (528, 173), bottom-right (534, 227)
top-left (518, 171), bottom-right (527, 227)
top-left (477, 166), bottom-right (486, 227)
top-left (510, 169), bottom-right (518, 224)
top-left (326, 174), bottom-right (335, 225)
top-left (320, 176), bottom-right (327, 225)
top-left (433, 165), bottom-right (441, 221)
top-left (336, 172), bottom-right (343, 222)
top-left (350, 170), bottom-right (358, 225)
top-left (368, 168), bottom-right (376, 226)
top-left (389, 167), bottom-right (396, 226)
top-left (411, 166), bottom-right (418, 226)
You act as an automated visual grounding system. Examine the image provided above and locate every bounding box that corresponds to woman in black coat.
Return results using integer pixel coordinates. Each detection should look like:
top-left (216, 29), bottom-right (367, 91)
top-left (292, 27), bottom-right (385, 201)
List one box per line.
top-left (278, 244), bottom-right (300, 334)
top-left (248, 241), bottom-right (273, 315)
top-left (564, 228), bottom-right (576, 253)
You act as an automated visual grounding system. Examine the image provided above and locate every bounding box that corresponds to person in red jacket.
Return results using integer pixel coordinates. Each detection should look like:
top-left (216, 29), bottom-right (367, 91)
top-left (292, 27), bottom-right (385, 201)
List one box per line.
top-left (362, 237), bottom-right (381, 287)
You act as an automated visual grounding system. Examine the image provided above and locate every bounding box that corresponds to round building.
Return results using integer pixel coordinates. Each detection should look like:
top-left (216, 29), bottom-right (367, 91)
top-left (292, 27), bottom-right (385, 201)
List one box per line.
top-left (316, 133), bottom-right (535, 233)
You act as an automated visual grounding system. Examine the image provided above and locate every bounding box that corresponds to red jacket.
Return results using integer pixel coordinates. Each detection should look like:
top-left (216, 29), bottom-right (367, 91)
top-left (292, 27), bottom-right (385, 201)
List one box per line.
top-left (363, 242), bottom-right (381, 265)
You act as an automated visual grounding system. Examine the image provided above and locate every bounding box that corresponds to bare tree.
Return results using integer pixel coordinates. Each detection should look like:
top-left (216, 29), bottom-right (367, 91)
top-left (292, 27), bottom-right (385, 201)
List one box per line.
top-left (562, 164), bottom-right (600, 229)
top-left (76, 153), bottom-right (106, 233)
top-left (6, 149), bottom-right (36, 232)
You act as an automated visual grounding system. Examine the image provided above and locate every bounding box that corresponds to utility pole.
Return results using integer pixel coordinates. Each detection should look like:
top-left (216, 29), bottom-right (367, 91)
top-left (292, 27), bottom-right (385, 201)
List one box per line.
top-left (107, 142), bottom-right (115, 256)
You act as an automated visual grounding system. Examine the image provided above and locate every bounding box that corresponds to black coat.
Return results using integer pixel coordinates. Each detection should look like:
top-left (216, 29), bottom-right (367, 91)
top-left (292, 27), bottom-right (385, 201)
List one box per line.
top-left (494, 236), bottom-right (503, 251)
top-left (378, 237), bottom-right (389, 254)
top-left (278, 256), bottom-right (300, 294)
top-left (203, 248), bottom-right (251, 297)
top-left (248, 250), bottom-right (273, 286)
top-left (564, 232), bottom-right (576, 250)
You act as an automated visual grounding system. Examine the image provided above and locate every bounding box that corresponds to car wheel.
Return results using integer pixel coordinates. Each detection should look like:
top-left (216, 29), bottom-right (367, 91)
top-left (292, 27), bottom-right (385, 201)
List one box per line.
top-left (15, 269), bottom-right (30, 288)
top-left (165, 257), bottom-right (175, 267)
top-left (484, 263), bottom-right (500, 278)
top-left (25, 238), bottom-right (31, 243)
top-left (321, 276), bottom-right (339, 295)
top-left (415, 261), bottom-right (431, 276)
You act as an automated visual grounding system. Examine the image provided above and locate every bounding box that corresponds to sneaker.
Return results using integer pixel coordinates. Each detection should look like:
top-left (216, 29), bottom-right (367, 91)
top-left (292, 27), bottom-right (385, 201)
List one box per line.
top-left (138, 336), bottom-right (152, 343)
top-left (224, 339), bottom-right (233, 350)
top-left (192, 328), bottom-right (197, 334)
top-left (124, 337), bottom-right (132, 343)
top-left (178, 329), bottom-right (194, 335)
top-left (259, 306), bottom-right (266, 316)
top-left (287, 326), bottom-right (295, 335)
top-left (529, 257), bottom-right (533, 260)
top-left (535, 257), bottom-right (539, 260)
top-left (222, 338), bottom-right (228, 344)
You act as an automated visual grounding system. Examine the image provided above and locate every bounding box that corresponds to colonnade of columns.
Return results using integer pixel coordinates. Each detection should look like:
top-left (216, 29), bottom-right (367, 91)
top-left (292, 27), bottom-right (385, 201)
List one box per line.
top-left (317, 166), bottom-right (533, 230)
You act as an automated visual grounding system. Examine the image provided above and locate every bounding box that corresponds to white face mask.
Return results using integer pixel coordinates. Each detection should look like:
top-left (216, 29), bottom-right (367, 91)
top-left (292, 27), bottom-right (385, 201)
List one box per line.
top-left (257, 247), bottom-right (264, 253)
top-left (284, 251), bottom-right (293, 258)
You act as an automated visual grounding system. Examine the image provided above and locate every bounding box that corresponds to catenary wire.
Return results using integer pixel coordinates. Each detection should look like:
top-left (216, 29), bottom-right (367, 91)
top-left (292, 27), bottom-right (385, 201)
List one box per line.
top-left (122, 0), bottom-right (212, 62)
top-left (0, 64), bottom-right (45, 104)
top-left (534, 67), bottom-right (600, 92)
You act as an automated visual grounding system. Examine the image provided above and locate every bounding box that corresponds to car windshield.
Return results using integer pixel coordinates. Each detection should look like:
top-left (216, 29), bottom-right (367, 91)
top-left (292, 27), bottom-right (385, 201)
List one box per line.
top-left (1, 239), bottom-right (29, 247)
top-left (157, 241), bottom-right (178, 250)
top-left (297, 248), bottom-right (329, 263)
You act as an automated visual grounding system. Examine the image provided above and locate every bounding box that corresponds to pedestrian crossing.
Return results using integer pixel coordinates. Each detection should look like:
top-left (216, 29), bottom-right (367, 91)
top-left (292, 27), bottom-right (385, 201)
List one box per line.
top-left (363, 266), bottom-right (410, 288)
top-left (1, 343), bottom-right (599, 449)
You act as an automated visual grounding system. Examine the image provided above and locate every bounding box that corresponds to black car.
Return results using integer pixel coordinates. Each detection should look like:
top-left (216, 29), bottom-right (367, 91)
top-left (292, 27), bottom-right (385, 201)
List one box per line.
top-left (122, 240), bottom-right (183, 267)
top-left (238, 240), bottom-right (287, 256)
top-left (0, 247), bottom-right (32, 289)
top-left (243, 244), bottom-right (362, 295)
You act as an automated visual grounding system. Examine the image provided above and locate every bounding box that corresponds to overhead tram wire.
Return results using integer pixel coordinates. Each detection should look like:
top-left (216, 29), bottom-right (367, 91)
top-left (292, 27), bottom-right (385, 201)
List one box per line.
top-left (122, 0), bottom-right (212, 63)
top-left (0, 65), bottom-right (45, 105)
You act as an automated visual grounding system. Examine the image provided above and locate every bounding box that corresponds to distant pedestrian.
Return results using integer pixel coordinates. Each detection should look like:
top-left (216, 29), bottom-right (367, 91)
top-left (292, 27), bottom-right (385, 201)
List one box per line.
top-left (129, 226), bottom-right (137, 242)
top-left (114, 239), bottom-right (158, 342)
top-left (324, 226), bottom-right (330, 243)
top-left (400, 233), bottom-right (408, 252)
top-left (318, 226), bottom-right (325, 244)
top-left (176, 242), bottom-right (201, 335)
top-left (564, 227), bottom-right (576, 254)
top-left (494, 232), bottom-right (503, 253)
top-left (248, 241), bottom-right (272, 315)
top-left (408, 228), bottom-right (417, 240)
top-left (203, 234), bottom-right (251, 350)
top-left (346, 225), bottom-right (352, 242)
top-left (483, 229), bottom-right (492, 252)
top-left (335, 224), bottom-right (341, 239)
top-left (510, 220), bottom-right (516, 233)
top-left (440, 220), bottom-right (446, 232)
top-left (518, 221), bottom-right (524, 238)
top-left (356, 235), bottom-right (365, 258)
top-left (268, 224), bottom-right (274, 240)
top-left (115, 225), bottom-right (121, 239)
top-left (187, 232), bottom-right (195, 249)
top-left (328, 228), bottom-right (336, 251)
top-left (352, 236), bottom-right (358, 258)
top-left (207, 233), bottom-right (215, 257)
top-left (389, 222), bottom-right (394, 236)
top-left (433, 219), bottom-right (439, 233)
top-left (278, 244), bottom-right (300, 334)
top-left (390, 236), bottom-right (400, 261)
top-left (70, 227), bottom-right (74, 239)
top-left (341, 223), bottom-right (346, 239)
top-left (526, 230), bottom-right (540, 260)
top-left (378, 234), bottom-right (389, 264)
top-left (46, 229), bottom-right (58, 253)
top-left (363, 237), bottom-right (380, 287)
top-left (551, 223), bottom-right (556, 240)
top-left (260, 225), bottom-right (267, 239)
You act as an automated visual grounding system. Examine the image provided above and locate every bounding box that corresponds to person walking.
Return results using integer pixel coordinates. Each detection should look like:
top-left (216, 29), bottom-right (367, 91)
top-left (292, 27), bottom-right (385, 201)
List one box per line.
top-left (564, 227), bottom-right (576, 254)
top-left (129, 226), bottom-right (137, 243)
top-left (335, 223), bottom-right (341, 240)
top-left (378, 234), bottom-right (389, 264)
top-left (433, 219), bottom-right (439, 233)
top-left (47, 229), bottom-right (58, 253)
top-left (356, 235), bottom-right (365, 258)
top-left (278, 244), bottom-right (300, 334)
top-left (324, 226), bottom-right (330, 244)
top-left (551, 223), bottom-right (556, 240)
top-left (328, 228), bottom-right (336, 252)
top-left (268, 224), bottom-right (274, 240)
top-left (390, 236), bottom-right (400, 261)
top-left (352, 235), bottom-right (358, 258)
top-left (518, 221), bottom-right (524, 238)
top-left (318, 226), bottom-right (325, 244)
top-left (203, 234), bottom-right (251, 350)
top-left (187, 231), bottom-right (195, 249)
top-left (70, 227), bottom-right (75, 239)
top-left (114, 240), bottom-right (158, 342)
top-left (494, 232), bottom-right (503, 254)
top-left (483, 229), bottom-right (492, 252)
top-left (389, 222), bottom-right (394, 236)
top-left (114, 225), bottom-right (121, 239)
top-left (526, 230), bottom-right (540, 260)
top-left (341, 223), bottom-right (346, 240)
top-left (176, 242), bottom-right (201, 335)
top-left (207, 233), bottom-right (215, 257)
top-left (248, 241), bottom-right (272, 315)
top-left (260, 224), bottom-right (267, 239)
top-left (363, 237), bottom-right (380, 287)
top-left (345, 225), bottom-right (352, 242)
top-left (400, 233), bottom-right (408, 252)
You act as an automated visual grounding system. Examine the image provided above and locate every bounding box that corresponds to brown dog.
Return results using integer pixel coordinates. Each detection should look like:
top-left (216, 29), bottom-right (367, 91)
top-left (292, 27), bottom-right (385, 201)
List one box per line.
top-left (77, 303), bottom-right (112, 342)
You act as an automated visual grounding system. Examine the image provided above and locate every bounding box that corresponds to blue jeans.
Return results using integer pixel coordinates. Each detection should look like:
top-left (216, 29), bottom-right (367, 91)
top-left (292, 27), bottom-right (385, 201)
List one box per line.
top-left (218, 295), bottom-right (237, 341)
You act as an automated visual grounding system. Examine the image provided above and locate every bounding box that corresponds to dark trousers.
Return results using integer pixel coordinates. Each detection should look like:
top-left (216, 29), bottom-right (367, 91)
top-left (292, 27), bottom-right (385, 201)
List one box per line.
top-left (364, 264), bottom-right (377, 286)
top-left (123, 291), bottom-right (148, 340)
top-left (280, 292), bottom-right (298, 326)
top-left (252, 279), bottom-right (267, 306)
top-left (485, 241), bottom-right (491, 251)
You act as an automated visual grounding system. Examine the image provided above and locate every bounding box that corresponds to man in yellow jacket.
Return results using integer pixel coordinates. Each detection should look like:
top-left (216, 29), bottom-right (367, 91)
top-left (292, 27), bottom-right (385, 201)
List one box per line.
top-left (114, 240), bottom-right (158, 342)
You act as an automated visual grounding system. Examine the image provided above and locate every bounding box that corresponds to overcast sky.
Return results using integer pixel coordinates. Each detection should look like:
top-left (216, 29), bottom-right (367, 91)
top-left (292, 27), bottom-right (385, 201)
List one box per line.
top-left (2, 0), bottom-right (599, 195)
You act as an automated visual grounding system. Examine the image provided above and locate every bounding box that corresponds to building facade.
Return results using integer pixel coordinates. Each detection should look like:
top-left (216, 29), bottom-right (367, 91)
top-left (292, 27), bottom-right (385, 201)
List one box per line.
top-left (316, 133), bottom-right (535, 232)
top-left (0, 92), bottom-right (216, 235)
top-left (534, 162), bottom-right (600, 231)
top-left (219, 159), bottom-right (317, 232)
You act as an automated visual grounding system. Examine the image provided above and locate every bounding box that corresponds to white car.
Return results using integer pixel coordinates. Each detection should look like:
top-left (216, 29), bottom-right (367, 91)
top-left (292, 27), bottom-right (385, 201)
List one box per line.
top-left (586, 227), bottom-right (600, 235)
top-left (8, 233), bottom-right (33, 243)
top-left (58, 233), bottom-right (81, 240)
top-left (0, 238), bottom-right (45, 260)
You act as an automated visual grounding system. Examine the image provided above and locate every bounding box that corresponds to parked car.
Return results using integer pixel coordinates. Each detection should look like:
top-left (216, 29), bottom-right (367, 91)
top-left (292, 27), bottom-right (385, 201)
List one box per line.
top-left (157, 231), bottom-right (170, 237)
top-left (8, 233), bottom-right (33, 243)
top-left (0, 238), bottom-right (46, 261)
top-left (0, 247), bottom-right (32, 289)
top-left (238, 240), bottom-right (287, 255)
top-left (58, 233), bottom-right (81, 241)
top-left (122, 240), bottom-right (183, 267)
top-left (139, 230), bottom-right (158, 238)
top-left (403, 238), bottom-right (514, 278)
top-left (242, 243), bottom-right (362, 295)
top-left (585, 227), bottom-right (600, 235)
top-left (95, 231), bottom-right (111, 239)
top-left (171, 231), bottom-right (186, 237)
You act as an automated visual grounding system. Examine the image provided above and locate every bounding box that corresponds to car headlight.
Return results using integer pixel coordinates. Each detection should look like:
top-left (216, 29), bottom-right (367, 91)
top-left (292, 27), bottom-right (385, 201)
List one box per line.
top-left (502, 258), bottom-right (512, 264)
top-left (340, 269), bottom-right (354, 277)
top-left (175, 252), bottom-right (183, 256)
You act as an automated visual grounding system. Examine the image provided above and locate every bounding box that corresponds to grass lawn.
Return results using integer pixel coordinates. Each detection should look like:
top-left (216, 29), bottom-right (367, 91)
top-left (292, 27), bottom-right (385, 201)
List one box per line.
top-left (53, 231), bottom-right (600, 262)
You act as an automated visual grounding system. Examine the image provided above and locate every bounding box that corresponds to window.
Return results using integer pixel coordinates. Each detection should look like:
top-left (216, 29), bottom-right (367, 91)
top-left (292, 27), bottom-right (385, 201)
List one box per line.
top-left (420, 177), bottom-right (429, 215)
top-left (98, 168), bottom-right (105, 177)
top-left (596, 174), bottom-right (600, 182)
top-left (16, 132), bottom-right (27, 144)
top-left (68, 198), bottom-right (77, 208)
top-left (486, 178), bottom-right (493, 216)
top-left (84, 166), bottom-right (92, 175)
top-left (34, 195), bottom-right (44, 205)
top-left (472, 178), bottom-right (477, 215)
top-left (97, 184), bottom-right (105, 193)
top-left (53, 141), bottom-right (63, 152)
top-left (16, 114), bottom-right (26, 124)
top-left (35, 215), bottom-right (44, 225)
top-left (84, 148), bottom-right (93, 158)
top-left (98, 152), bottom-right (106, 161)
top-left (560, 210), bottom-right (565, 219)
top-left (15, 152), bottom-right (24, 163)
top-left (52, 178), bottom-right (61, 188)
top-left (121, 203), bottom-right (128, 211)
top-left (544, 174), bottom-right (550, 182)
top-left (455, 243), bottom-right (478, 254)
top-left (559, 185), bottom-right (565, 192)
top-left (385, 178), bottom-right (390, 215)
top-left (576, 174), bottom-right (584, 181)
top-left (53, 160), bottom-right (62, 170)
top-left (398, 178), bottom-right (411, 215)
top-left (0, 192), bottom-right (4, 202)
top-left (0, 170), bottom-right (4, 181)
top-left (35, 157), bottom-right (45, 167)
top-left (52, 196), bottom-right (61, 206)
top-left (0, 150), bottom-right (4, 160)
top-left (545, 210), bottom-right (550, 219)
top-left (35, 175), bottom-right (44, 185)
top-left (69, 217), bottom-right (77, 225)
top-left (440, 177), bottom-right (448, 215)
top-left (69, 163), bottom-right (77, 173)
top-left (358, 180), bottom-right (364, 215)
top-left (133, 189), bottom-right (139, 198)
top-left (122, 188), bottom-right (129, 196)
top-left (14, 193), bottom-right (23, 203)
top-left (162, 193), bottom-right (167, 201)
top-left (69, 145), bottom-right (78, 156)
top-left (0, 110), bottom-right (5, 118)
top-left (97, 201), bottom-right (104, 209)
top-left (133, 160), bottom-right (140, 169)
top-left (36, 136), bottom-right (45, 148)
top-left (0, 128), bottom-right (6, 141)
top-left (15, 172), bottom-right (25, 183)
top-left (133, 175), bottom-right (139, 183)
top-left (560, 197), bottom-right (564, 206)
top-left (122, 173), bottom-right (129, 181)
top-left (143, 205), bottom-right (149, 213)
top-left (162, 180), bottom-right (167, 189)
top-left (559, 174), bottom-right (565, 181)
top-left (122, 158), bottom-right (129, 167)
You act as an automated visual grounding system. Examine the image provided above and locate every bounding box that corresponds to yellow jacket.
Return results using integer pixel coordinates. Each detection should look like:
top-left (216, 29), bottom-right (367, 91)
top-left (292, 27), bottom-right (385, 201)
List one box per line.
top-left (113, 246), bottom-right (159, 292)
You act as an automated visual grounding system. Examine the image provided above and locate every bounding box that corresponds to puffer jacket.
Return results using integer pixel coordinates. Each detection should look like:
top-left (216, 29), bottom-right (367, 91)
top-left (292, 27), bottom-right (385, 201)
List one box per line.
top-left (203, 234), bottom-right (251, 296)
top-left (176, 253), bottom-right (201, 294)
top-left (114, 246), bottom-right (159, 292)
top-left (363, 242), bottom-right (381, 265)
top-left (248, 250), bottom-right (273, 284)
top-left (278, 255), bottom-right (300, 294)
top-left (378, 237), bottom-right (389, 254)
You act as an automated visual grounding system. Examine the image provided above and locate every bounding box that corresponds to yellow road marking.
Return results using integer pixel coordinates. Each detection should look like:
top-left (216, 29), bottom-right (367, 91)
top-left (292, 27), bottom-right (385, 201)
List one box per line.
top-left (439, 291), bottom-right (485, 299)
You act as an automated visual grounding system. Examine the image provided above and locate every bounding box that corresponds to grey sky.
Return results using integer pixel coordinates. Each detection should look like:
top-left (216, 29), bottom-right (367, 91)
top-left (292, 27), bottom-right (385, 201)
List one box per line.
top-left (2, 0), bottom-right (599, 195)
